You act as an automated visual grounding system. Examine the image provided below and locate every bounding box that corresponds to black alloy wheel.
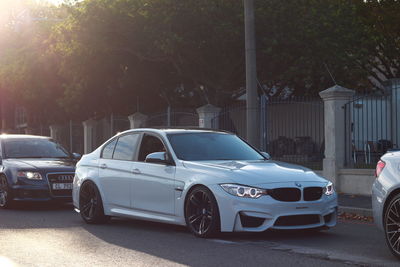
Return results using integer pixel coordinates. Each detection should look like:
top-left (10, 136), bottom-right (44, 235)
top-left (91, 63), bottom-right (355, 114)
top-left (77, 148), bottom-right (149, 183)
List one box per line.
top-left (79, 181), bottom-right (109, 224)
top-left (384, 193), bottom-right (400, 259)
top-left (0, 176), bottom-right (13, 209)
top-left (185, 186), bottom-right (220, 238)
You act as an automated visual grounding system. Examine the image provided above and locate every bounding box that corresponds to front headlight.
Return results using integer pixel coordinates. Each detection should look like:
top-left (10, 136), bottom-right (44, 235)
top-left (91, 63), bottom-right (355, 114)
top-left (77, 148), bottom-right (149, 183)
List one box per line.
top-left (17, 171), bottom-right (43, 180)
top-left (324, 181), bottom-right (334, 196)
top-left (220, 184), bottom-right (267, 199)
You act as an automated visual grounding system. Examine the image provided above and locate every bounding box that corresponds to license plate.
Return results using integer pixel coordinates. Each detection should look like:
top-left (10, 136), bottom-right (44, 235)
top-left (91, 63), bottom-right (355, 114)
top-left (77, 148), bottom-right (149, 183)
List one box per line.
top-left (52, 183), bottom-right (73, 190)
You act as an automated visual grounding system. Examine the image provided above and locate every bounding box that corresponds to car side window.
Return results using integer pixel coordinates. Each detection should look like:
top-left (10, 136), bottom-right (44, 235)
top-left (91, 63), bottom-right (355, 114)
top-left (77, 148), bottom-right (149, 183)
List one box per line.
top-left (113, 134), bottom-right (140, 161)
top-left (101, 138), bottom-right (117, 159)
top-left (138, 134), bottom-right (166, 162)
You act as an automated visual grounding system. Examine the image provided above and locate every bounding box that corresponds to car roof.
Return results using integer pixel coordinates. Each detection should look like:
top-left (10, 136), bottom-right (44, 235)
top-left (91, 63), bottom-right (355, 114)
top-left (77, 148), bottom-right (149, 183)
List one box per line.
top-left (0, 134), bottom-right (51, 140)
top-left (119, 128), bottom-right (233, 135)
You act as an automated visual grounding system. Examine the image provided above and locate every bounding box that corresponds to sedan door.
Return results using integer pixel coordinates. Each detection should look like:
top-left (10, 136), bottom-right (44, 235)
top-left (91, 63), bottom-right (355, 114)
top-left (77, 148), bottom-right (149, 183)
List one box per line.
top-left (131, 134), bottom-right (176, 215)
top-left (98, 133), bottom-right (140, 209)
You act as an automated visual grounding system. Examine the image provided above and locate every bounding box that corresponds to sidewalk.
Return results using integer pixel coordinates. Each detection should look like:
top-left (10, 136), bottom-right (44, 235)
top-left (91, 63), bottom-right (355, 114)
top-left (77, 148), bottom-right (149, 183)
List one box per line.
top-left (338, 193), bottom-right (372, 217)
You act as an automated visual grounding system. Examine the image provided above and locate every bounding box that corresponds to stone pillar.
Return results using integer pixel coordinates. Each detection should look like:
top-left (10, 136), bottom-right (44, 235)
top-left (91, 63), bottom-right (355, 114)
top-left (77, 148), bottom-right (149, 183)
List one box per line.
top-left (319, 85), bottom-right (355, 189)
top-left (82, 119), bottom-right (96, 154)
top-left (196, 104), bottom-right (221, 128)
top-left (128, 112), bottom-right (148, 129)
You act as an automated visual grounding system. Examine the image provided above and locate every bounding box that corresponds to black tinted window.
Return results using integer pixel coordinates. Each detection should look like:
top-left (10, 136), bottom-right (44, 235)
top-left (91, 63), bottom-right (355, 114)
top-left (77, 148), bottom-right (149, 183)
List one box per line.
top-left (101, 138), bottom-right (117, 159)
top-left (138, 135), bottom-right (166, 161)
top-left (113, 134), bottom-right (139, 161)
top-left (167, 133), bottom-right (264, 161)
top-left (4, 138), bottom-right (70, 158)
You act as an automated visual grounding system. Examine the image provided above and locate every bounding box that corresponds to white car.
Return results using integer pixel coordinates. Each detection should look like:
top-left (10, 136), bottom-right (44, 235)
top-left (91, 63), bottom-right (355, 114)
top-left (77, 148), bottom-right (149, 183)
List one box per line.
top-left (73, 129), bottom-right (337, 237)
top-left (372, 150), bottom-right (400, 258)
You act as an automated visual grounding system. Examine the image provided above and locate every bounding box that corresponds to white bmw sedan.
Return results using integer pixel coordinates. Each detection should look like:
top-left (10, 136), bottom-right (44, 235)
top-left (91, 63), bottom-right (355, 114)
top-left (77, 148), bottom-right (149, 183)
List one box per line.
top-left (73, 129), bottom-right (337, 237)
top-left (372, 150), bottom-right (400, 258)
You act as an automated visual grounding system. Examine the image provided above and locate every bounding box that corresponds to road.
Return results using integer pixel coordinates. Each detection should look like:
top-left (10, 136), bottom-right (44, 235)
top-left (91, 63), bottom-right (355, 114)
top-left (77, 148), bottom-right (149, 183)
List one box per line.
top-left (0, 203), bottom-right (398, 267)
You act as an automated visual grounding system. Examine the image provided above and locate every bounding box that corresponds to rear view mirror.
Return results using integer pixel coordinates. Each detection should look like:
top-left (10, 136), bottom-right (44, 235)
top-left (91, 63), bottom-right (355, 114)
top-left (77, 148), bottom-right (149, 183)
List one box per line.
top-left (72, 153), bottom-right (82, 160)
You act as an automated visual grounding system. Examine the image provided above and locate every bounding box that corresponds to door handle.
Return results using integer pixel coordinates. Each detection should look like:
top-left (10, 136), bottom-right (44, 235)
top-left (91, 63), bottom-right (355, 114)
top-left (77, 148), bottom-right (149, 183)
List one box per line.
top-left (131, 168), bottom-right (141, 174)
top-left (100, 163), bottom-right (107, 169)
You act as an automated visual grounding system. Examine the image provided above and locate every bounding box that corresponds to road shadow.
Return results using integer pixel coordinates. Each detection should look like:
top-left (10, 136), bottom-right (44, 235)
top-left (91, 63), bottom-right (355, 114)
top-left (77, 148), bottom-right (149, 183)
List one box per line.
top-left (10, 201), bottom-right (74, 211)
top-left (0, 202), bottom-right (80, 229)
top-left (79, 217), bottom-right (342, 267)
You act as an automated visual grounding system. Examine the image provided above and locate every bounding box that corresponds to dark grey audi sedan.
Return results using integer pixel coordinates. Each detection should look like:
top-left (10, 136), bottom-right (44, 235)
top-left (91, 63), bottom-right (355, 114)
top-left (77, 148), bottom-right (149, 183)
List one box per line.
top-left (0, 134), bottom-right (77, 208)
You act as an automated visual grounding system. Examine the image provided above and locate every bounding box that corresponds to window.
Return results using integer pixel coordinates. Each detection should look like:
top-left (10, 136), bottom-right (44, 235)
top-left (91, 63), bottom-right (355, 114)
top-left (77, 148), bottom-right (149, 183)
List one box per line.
top-left (167, 132), bottom-right (264, 161)
top-left (4, 138), bottom-right (70, 159)
top-left (101, 138), bottom-right (117, 159)
top-left (113, 134), bottom-right (140, 161)
top-left (138, 135), bottom-right (166, 161)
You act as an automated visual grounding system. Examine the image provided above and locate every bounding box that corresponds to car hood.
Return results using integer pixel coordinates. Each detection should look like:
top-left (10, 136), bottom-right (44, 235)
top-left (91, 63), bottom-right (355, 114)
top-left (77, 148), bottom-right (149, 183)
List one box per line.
top-left (4, 158), bottom-right (76, 171)
top-left (182, 160), bottom-right (327, 186)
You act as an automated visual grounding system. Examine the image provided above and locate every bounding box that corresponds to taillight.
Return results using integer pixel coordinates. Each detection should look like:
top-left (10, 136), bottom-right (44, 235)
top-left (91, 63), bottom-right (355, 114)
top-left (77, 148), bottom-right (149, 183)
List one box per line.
top-left (375, 160), bottom-right (386, 177)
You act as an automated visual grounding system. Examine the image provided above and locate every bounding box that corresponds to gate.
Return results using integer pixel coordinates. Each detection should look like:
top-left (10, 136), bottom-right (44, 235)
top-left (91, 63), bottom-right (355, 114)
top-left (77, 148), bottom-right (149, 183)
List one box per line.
top-left (344, 86), bottom-right (400, 168)
top-left (211, 96), bottom-right (325, 170)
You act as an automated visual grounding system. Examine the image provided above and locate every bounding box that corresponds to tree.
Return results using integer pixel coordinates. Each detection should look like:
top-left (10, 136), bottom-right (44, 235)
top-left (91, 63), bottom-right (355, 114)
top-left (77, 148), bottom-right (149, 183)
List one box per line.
top-left (0, 1), bottom-right (68, 125)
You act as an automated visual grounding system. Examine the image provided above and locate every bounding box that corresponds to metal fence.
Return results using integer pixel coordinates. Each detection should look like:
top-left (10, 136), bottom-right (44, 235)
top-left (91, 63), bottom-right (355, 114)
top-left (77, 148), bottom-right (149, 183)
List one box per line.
top-left (264, 96), bottom-right (324, 170)
top-left (94, 115), bottom-right (130, 149)
top-left (344, 85), bottom-right (400, 168)
top-left (52, 121), bottom-right (84, 155)
top-left (212, 96), bottom-right (325, 170)
top-left (144, 108), bottom-right (199, 128)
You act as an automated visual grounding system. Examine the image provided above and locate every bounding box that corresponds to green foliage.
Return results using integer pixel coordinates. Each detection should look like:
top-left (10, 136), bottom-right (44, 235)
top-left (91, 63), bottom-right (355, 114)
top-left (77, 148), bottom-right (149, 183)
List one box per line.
top-left (0, 0), bottom-right (399, 124)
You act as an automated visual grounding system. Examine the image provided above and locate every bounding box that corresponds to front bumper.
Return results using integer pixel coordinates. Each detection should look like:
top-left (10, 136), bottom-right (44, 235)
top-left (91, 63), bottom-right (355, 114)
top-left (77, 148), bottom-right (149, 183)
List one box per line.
top-left (210, 184), bottom-right (338, 232)
top-left (10, 184), bottom-right (72, 202)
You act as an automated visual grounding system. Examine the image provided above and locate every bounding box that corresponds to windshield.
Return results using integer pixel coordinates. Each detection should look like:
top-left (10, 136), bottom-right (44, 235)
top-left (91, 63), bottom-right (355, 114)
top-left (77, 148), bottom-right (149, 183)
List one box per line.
top-left (3, 138), bottom-right (70, 159)
top-left (167, 132), bottom-right (265, 161)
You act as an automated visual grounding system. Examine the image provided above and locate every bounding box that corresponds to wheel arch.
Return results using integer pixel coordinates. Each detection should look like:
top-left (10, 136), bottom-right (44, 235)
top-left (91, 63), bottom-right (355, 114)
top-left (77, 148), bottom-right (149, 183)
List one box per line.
top-left (76, 178), bottom-right (101, 205)
top-left (383, 188), bottom-right (400, 223)
top-left (183, 183), bottom-right (221, 226)
top-left (183, 184), bottom-right (207, 216)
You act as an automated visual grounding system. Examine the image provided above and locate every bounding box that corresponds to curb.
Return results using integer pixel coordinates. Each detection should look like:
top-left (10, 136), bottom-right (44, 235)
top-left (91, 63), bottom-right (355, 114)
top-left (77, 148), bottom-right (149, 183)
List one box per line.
top-left (338, 206), bottom-right (373, 217)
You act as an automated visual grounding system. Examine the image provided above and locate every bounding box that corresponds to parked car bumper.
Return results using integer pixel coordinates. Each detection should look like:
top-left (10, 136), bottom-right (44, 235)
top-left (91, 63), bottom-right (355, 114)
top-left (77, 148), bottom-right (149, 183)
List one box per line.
top-left (209, 184), bottom-right (338, 232)
top-left (10, 184), bottom-right (72, 202)
top-left (372, 179), bottom-right (386, 231)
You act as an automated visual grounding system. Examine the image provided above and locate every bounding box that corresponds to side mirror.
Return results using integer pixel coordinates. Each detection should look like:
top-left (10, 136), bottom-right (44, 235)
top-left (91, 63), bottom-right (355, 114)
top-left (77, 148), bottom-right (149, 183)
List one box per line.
top-left (144, 152), bottom-right (174, 165)
top-left (261, 152), bottom-right (271, 160)
top-left (145, 152), bottom-right (173, 165)
top-left (72, 153), bottom-right (82, 160)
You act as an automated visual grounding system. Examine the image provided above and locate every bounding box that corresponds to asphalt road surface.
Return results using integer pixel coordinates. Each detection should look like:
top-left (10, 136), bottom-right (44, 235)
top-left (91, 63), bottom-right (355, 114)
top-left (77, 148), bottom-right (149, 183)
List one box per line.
top-left (0, 203), bottom-right (398, 267)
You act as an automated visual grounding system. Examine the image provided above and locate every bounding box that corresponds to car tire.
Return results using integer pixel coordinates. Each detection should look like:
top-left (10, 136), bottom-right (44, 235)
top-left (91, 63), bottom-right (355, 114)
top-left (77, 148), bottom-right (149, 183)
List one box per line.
top-left (384, 193), bottom-right (400, 259)
top-left (0, 175), bottom-right (14, 209)
top-left (79, 181), bottom-right (110, 224)
top-left (185, 186), bottom-right (220, 238)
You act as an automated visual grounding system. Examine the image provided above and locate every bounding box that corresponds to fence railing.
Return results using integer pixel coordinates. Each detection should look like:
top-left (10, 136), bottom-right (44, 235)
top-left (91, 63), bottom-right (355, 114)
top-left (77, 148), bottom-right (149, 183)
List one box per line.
top-left (344, 87), bottom-right (400, 168)
top-left (144, 108), bottom-right (199, 128)
top-left (212, 96), bottom-right (325, 170)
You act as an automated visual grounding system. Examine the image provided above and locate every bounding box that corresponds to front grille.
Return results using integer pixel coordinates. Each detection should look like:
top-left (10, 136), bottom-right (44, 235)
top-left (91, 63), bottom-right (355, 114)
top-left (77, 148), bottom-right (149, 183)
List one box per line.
top-left (47, 173), bottom-right (74, 197)
top-left (239, 214), bottom-right (265, 228)
top-left (270, 188), bottom-right (301, 202)
top-left (304, 187), bottom-right (323, 201)
top-left (47, 173), bottom-right (74, 183)
top-left (274, 214), bottom-right (320, 227)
